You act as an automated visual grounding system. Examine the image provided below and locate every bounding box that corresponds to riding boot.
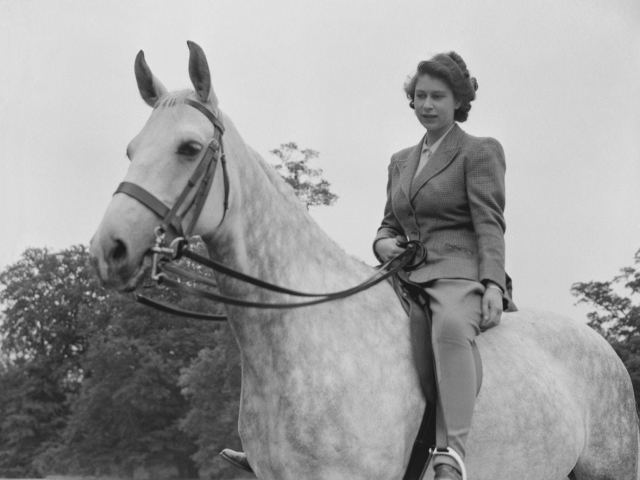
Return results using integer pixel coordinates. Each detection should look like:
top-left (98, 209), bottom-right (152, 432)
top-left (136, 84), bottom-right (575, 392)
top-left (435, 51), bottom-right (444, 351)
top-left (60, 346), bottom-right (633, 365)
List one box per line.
top-left (434, 464), bottom-right (462, 480)
top-left (220, 449), bottom-right (254, 473)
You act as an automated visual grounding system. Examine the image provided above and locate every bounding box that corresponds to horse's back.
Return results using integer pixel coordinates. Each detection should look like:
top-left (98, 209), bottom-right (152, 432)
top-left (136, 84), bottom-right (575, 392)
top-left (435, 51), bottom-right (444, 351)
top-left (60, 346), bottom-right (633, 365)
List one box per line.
top-left (480, 309), bottom-right (633, 410)
top-left (466, 309), bottom-right (639, 479)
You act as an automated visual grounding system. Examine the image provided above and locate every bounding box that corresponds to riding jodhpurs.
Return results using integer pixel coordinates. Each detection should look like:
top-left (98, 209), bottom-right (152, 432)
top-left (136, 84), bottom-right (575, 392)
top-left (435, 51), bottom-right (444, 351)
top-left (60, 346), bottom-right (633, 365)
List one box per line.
top-left (421, 278), bottom-right (487, 470)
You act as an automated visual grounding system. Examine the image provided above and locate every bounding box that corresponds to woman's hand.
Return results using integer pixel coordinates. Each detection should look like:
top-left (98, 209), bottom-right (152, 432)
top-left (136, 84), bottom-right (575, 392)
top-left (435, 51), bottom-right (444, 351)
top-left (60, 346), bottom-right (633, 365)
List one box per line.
top-left (374, 237), bottom-right (407, 262)
top-left (481, 283), bottom-right (503, 330)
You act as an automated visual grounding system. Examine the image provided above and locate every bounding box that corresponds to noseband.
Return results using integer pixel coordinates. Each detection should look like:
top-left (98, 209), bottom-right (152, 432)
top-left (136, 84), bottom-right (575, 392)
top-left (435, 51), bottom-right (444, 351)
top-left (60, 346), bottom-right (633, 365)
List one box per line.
top-left (115, 98), bottom-right (426, 321)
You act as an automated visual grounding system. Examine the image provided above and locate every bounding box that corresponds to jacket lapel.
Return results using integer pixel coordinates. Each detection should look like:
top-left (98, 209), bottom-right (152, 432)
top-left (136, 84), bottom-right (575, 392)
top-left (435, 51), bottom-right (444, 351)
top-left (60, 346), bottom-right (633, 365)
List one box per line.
top-left (410, 124), bottom-right (464, 200)
top-left (399, 137), bottom-right (424, 201)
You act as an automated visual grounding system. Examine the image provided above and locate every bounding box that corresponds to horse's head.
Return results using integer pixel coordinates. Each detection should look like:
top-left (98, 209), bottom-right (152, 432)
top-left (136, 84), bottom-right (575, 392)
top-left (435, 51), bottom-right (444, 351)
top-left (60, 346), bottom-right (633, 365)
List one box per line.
top-left (90, 41), bottom-right (228, 291)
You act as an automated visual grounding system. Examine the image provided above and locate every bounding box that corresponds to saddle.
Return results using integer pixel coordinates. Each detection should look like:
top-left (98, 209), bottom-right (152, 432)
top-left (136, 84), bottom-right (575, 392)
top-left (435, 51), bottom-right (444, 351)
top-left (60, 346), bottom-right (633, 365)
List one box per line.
top-left (390, 271), bottom-right (482, 480)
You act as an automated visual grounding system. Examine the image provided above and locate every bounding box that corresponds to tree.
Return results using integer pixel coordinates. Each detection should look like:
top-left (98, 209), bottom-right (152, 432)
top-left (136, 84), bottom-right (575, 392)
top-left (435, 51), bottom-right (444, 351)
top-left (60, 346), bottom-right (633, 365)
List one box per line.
top-left (571, 248), bottom-right (640, 405)
top-left (0, 245), bottom-right (100, 369)
top-left (179, 327), bottom-right (242, 479)
top-left (45, 248), bottom-right (224, 478)
top-left (269, 142), bottom-right (338, 208)
top-left (0, 246), bottom-right (103, 478)
top-left (0, 246), bottom-right (218, 478)
top-left (48, 295), bottom-right (220, 479)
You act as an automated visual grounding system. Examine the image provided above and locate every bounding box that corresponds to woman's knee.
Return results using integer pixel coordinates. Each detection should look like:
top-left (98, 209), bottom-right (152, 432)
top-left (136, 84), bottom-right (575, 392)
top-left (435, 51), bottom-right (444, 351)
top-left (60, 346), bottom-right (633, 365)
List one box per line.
top-left (434, 314), bottom-right (479, 344)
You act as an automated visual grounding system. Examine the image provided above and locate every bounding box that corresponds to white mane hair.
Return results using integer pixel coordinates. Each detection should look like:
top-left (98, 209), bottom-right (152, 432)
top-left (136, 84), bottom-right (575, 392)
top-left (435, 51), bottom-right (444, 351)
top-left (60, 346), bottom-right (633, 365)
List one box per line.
top-left (153, 88), bottom-right (197, 108)
top-left (245, 144), bottom-right (307, 210)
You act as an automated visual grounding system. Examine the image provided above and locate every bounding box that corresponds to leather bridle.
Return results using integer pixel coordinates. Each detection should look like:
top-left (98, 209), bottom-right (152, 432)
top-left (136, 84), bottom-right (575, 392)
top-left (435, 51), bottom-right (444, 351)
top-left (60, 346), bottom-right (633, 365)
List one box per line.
top-left (116, 99), bottom-right (229, 242)
top-left (115, 98), bottom-right (426, 321)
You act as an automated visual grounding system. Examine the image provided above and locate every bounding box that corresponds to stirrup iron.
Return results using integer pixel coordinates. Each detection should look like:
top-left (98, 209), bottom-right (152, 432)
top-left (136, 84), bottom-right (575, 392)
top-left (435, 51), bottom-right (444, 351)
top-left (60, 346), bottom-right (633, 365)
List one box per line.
top-left (430, 447), bottom-right (467, 480)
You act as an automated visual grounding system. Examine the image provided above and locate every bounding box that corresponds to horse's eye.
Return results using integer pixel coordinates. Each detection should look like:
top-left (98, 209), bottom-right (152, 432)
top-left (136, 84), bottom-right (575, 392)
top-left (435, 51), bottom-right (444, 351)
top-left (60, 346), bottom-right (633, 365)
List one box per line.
top-left (177, 142), bottom-right (203, 157)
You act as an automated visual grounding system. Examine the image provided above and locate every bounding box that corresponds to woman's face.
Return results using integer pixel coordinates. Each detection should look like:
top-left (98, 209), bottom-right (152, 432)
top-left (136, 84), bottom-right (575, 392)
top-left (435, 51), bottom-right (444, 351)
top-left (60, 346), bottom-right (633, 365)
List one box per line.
top-left (413, 74), bottom-right (461, 136)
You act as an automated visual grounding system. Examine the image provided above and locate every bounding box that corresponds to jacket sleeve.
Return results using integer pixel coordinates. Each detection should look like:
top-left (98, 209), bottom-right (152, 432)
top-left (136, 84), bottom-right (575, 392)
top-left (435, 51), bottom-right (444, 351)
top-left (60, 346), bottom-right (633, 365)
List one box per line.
top-left (465, 138), bottom-right (507, 291)
top-left (372, 158), bottom-right (406, 262)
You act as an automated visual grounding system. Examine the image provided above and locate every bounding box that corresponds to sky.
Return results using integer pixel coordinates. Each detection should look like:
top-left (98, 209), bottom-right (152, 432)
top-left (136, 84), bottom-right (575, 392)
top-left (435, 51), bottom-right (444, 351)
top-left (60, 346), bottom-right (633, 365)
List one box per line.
top-left (0, 0), bottom-right (639, 321)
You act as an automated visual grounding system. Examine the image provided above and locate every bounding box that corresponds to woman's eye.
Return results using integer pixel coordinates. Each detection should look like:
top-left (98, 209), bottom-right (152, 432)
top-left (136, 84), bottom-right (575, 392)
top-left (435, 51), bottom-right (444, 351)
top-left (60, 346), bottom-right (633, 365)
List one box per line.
top-left (177, 142), bottom-right (202, 156)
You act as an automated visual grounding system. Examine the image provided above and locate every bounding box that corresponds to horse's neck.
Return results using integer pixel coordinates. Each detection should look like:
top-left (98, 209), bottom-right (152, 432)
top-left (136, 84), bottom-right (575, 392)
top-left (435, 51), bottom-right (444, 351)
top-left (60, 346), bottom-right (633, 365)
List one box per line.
top-left (200, 120), bottom-right (412, 417)
top-left (202, 122), bottom-right (372, 315)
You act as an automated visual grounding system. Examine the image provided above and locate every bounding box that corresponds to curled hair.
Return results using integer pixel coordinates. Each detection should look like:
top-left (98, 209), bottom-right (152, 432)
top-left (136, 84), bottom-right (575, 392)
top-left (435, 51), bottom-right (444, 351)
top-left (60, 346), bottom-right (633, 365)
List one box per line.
top-left (404, 52), bottom-right (478, 122)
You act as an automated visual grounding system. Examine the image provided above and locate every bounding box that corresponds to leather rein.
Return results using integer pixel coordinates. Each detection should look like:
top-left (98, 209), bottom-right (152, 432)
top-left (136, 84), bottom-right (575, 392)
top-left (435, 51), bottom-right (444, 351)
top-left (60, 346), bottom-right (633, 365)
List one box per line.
top-left (115, 99), bottom-right (426, 321)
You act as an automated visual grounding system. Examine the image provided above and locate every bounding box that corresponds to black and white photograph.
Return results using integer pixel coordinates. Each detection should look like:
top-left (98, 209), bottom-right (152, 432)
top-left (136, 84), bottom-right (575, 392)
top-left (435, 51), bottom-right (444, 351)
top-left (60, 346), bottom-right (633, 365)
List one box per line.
top-left (0, 1), bottom-right (638, 479)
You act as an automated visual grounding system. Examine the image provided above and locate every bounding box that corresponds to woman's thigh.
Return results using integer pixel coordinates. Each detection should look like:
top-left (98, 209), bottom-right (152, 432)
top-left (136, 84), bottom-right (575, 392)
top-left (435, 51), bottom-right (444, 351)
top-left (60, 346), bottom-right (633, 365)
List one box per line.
top-left (423, 278), bottom-right (484, 344)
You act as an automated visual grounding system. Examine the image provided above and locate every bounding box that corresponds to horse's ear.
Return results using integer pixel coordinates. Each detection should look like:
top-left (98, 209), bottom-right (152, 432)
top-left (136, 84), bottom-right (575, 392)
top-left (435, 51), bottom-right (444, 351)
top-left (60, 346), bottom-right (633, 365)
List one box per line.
top-left (187, 41), bottom-right (219, 113)
top-left (134, 50), bottom-right (168, 107)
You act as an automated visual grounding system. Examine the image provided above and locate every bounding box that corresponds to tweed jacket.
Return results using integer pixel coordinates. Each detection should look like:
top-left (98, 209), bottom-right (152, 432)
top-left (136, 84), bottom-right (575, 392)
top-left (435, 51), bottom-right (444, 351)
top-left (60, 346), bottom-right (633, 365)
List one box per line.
top-left (374, 124), bottom-right (515, 309)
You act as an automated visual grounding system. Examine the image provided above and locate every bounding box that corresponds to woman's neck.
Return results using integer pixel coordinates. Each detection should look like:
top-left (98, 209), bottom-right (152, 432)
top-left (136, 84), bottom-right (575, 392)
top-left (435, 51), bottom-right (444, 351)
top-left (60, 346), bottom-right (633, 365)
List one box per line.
top-left (426, 122), bottom-right (455, 146)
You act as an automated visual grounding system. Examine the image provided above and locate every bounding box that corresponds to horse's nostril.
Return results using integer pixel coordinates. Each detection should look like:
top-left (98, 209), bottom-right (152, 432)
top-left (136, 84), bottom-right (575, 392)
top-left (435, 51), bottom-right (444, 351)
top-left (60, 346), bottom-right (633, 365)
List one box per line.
top-left (111, 239), bottom-right (127, 262)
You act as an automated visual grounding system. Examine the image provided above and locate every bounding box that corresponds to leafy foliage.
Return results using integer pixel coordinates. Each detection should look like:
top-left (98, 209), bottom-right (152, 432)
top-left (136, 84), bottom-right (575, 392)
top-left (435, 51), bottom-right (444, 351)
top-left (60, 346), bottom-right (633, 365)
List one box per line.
top-left (179, 327), bottom-right (242, 479)
top-left (571, 249), bottom-right (640, 340)
top-left (270, 142), bottom-right (338, 208)
top-left (49, 294), bottom-right (220, 478)
top-left (0, 246), bottom-right (101, 477)
top-left (0, 246), bottom-right (221, 478)
top-left (571, 248), bottom-right (640, 405)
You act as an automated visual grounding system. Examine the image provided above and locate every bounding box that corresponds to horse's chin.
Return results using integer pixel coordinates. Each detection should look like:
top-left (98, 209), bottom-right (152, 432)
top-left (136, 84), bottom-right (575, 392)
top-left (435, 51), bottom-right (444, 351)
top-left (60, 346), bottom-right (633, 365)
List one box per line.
top-left (105, 254), bottom-right (153, 293)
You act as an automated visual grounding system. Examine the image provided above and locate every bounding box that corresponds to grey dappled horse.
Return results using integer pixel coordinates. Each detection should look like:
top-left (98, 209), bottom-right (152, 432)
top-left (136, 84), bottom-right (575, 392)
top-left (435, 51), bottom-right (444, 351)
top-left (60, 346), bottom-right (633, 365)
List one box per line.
top-left (90, 42), bottom-right (639, 479)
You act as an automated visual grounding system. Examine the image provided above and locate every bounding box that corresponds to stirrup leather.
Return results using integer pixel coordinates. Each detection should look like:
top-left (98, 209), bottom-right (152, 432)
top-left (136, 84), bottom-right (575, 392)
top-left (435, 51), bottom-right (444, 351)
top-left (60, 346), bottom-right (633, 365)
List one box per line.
top-left (430, 447), bottom-right (467, 480)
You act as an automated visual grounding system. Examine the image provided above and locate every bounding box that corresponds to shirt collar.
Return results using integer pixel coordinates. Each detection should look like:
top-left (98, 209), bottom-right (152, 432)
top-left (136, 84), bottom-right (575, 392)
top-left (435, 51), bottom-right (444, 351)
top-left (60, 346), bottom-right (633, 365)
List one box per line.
top-left (423, 123), bottom-right (456, 154)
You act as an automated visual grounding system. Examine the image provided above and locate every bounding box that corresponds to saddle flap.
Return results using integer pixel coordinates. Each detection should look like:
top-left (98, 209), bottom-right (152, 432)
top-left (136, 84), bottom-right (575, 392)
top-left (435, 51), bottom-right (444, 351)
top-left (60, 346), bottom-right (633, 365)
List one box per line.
top-left (392, 273), bottom-right (437, 404)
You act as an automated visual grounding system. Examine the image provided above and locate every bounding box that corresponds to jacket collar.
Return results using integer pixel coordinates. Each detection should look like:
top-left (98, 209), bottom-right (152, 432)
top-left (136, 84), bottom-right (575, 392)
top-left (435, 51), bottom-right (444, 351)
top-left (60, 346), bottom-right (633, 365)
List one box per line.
top-left (399, 123), bottom-right (464, 200)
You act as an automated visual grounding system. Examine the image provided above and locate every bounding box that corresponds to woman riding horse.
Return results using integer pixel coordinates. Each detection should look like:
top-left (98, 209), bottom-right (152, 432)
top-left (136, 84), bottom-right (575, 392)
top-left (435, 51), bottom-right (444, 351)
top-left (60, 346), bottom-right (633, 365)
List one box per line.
top-left (223, 52), bottom-right (516, 479)
top-left (91, 41), bottom-right (639, 479)
top-left (372, 52), bottom-right (516, 479)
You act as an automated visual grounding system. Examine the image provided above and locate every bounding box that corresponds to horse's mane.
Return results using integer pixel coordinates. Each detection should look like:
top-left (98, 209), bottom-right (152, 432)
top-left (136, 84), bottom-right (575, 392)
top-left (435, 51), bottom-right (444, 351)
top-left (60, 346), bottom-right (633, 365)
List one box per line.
top-left (154, 89), bottom-right (194, 108)
top-left (246, 146), bottom-right (308, 209)
top-left (153, 90), bottom-right (362, 269)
